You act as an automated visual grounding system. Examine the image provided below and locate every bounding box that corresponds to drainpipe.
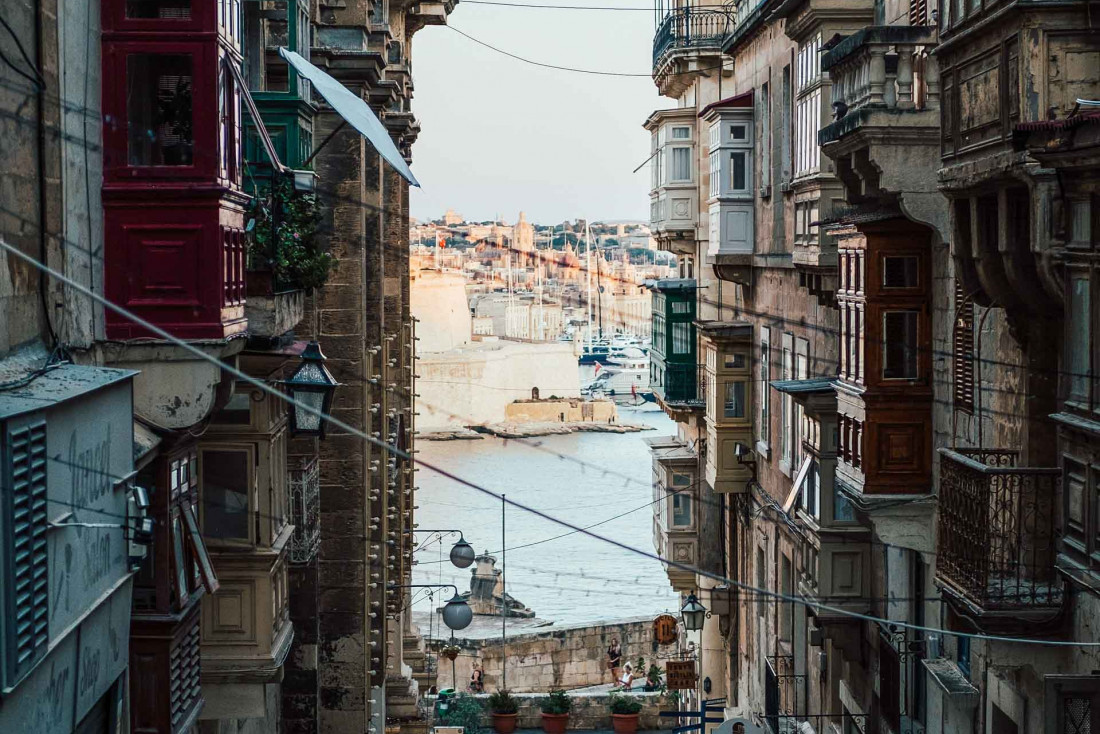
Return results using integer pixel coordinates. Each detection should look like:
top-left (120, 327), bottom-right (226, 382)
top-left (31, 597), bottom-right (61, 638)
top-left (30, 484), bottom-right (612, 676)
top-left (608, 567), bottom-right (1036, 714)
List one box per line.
top-left (35, 0), bottom-right (57, 347)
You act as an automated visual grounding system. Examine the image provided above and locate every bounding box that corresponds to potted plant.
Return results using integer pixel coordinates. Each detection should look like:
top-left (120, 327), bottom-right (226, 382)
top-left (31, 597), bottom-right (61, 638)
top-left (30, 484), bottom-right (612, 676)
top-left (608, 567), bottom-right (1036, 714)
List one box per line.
top-left (643, 663), bottom-right (663, 692)
top-left (488, 689), bottom-right (519, 734)
top-left (439, 693), bottom-right (484, 734)
top-left (245, 176), bottom-right (332, 294)
top-left (539, 689), bottom-right (571, 734)
top-left (608, 693), bottom-right (643, 734)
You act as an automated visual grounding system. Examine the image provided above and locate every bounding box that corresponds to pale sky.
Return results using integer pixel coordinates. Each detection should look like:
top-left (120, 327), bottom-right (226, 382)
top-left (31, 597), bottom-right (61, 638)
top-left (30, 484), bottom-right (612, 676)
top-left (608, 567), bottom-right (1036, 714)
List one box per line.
top-left (407, 1), bottom-right (664, 225)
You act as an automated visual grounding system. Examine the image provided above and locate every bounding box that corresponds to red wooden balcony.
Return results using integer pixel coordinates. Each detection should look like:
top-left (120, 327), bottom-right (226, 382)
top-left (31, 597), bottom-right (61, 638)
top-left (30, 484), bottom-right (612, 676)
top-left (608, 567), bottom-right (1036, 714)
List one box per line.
top-left (935, 448), bottom-right (1064, 626)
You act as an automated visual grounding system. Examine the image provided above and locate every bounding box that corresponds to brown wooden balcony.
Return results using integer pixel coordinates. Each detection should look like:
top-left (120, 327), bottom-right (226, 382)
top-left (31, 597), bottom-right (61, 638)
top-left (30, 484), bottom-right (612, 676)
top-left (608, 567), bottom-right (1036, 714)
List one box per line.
top-left (935, 448), bottom-right (1065, 630)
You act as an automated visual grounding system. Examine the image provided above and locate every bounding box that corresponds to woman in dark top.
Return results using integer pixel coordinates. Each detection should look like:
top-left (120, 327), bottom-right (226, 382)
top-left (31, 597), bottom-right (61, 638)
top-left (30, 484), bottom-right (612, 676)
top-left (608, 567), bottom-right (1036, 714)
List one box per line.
top-left (607, 638), bottom-right (623, 686)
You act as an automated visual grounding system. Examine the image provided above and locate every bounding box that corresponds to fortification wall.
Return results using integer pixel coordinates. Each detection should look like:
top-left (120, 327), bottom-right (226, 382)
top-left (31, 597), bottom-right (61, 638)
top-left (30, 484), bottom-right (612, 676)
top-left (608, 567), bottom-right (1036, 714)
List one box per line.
top-left (431, 617), bottom-right (660, 693)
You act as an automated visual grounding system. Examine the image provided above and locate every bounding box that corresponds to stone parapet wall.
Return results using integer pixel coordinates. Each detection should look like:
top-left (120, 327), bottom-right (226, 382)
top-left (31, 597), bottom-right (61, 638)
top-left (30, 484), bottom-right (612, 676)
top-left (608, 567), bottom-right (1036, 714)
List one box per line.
top-left (432, 617), bottom-right (661, 693)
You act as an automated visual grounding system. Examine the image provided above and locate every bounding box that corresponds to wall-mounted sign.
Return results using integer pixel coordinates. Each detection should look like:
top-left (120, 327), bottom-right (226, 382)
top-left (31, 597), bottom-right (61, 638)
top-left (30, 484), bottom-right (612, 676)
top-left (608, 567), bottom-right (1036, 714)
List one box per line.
top-left (665, 660), bottom-right (697, 690)
top-left (653, 614), bottom-right (679, 645)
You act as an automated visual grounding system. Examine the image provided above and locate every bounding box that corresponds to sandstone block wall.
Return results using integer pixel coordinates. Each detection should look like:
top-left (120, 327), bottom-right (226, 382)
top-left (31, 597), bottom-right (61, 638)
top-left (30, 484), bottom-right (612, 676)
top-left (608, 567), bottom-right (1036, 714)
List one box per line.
top-left (434, 618), bottom-right (661, 693)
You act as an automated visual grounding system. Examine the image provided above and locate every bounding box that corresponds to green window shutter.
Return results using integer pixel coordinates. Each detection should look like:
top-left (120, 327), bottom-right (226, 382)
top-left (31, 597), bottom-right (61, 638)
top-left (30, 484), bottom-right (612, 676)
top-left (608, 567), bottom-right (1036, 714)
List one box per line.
top-left (4, 418), bottom-right (49, 685)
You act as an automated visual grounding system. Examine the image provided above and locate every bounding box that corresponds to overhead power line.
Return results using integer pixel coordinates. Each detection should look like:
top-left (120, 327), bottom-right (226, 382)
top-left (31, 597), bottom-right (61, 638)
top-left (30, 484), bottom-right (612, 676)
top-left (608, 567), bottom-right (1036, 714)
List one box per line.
top-left (463, 0), bottom-right (651, 9)
top-left (447, 25), bottom-right (728, 77)
top-left (6, 239), bottom-right (1099, 649)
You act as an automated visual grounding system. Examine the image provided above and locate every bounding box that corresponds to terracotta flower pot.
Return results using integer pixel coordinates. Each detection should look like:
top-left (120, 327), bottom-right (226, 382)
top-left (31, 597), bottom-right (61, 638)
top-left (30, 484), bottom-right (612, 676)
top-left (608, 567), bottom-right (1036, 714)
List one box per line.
top-left (541, 712), bottom-right (569, 734)
top-left (611, 714), bottom-right (640, 734)
top-left (492, 713), bottom-right (518, 734)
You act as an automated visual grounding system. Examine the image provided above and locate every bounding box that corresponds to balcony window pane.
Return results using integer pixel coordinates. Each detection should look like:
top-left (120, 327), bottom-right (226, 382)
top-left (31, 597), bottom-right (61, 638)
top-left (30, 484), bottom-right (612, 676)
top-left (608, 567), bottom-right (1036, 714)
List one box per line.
top-left (672, 322), bottom-right (691, 355)
top-left (202, 450), bottom-right (251, 541)
top-left (126, 0), bottom-right (191, 18)
top-left (671, 147), bottom-right (691, 181)
top-left (1068, 276), bottom-right (1090, 403)
top-left (672, 493), bottom-right (692, 527)
top-left (730, 151), bottom-right (747, 191)
top-left (127, 54), bottom-right (194, 166)
top-left (729, 124), bottom-right (747, 141)
top-left (883, 311), bottom-right (918, 379)
top-left (833, 484), bottom-right (855, 521)
top-left (214, 391), bottom-right (251, 425)
top-left (724, 381), bottom-right (746, 419)
top-left (883, 256), bottom-right (919, 288)
top-left (672, 126), bottom-right (691, 140)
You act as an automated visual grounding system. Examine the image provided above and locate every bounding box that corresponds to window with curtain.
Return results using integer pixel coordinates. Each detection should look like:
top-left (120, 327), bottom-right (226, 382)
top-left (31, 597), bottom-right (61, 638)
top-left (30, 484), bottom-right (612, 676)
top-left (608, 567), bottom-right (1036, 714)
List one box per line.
top-left (671, 147), bottom-right (691, 181)
top-left (672, 322), bottom-right (691, 355)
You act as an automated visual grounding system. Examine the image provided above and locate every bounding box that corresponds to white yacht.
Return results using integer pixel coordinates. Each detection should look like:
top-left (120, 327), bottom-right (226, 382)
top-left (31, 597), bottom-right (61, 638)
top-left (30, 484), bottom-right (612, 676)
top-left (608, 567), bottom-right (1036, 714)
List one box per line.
top-left (583, 348), bottom-right (652, 404)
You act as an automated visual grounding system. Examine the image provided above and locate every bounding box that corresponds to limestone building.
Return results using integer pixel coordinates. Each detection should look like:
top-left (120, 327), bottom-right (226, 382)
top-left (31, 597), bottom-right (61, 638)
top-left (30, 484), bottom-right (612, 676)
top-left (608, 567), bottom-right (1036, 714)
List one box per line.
top-left (644, 0), bottom-right (1100, 731)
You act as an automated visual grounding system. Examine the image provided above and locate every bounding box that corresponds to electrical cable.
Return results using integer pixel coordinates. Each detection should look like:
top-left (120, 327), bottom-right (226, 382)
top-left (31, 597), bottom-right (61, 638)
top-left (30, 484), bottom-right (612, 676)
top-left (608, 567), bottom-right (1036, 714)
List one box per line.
top-left (448, 25), bottom-right (729, 78)
top-left (463, 0), bottom-right (651, 9)
top-left (8, 236), bottom-right (1094, 648)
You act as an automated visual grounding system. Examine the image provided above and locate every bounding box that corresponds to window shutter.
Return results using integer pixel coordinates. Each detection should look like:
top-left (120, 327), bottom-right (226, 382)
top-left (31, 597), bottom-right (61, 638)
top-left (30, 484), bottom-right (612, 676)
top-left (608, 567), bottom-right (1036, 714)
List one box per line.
top-left (953, 279), bottom-right (975, 413)
top-left (909, 0), bottom-right (928, 25)
top-left (4, 419), bottom-right (49, 684)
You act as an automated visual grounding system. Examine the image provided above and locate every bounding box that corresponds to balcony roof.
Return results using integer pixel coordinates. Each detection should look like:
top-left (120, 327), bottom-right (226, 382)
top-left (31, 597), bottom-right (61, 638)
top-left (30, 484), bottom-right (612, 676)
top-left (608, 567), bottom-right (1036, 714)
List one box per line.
top-left (770, 376), bottom-right (835, 394)
top-left (0, 362), bottom-right (136, 420)
top-left (699, 90), bottom-right (754, 119)
top-left (694, 320), bottom-right (753, 341)
top-left (649, 278), bottom-right (700, 292)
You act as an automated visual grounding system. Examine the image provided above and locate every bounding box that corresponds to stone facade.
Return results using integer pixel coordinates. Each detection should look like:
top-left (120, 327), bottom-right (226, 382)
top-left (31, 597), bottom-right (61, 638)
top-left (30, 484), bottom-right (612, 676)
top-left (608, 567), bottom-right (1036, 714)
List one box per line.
top-left (430, 618), bottom-right (660, 693)
top-left (645, 0), bottom-right (1100, 732)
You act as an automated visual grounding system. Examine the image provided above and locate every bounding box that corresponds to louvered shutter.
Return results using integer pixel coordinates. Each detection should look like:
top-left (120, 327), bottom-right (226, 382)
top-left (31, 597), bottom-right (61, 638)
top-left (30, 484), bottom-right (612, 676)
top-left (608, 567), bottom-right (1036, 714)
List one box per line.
top-left (909, 0), bottom-right (928, 25)
top-left (953, 279), bottom-right (975, 414)
top-left (3, 418), bottom-right (49, 685)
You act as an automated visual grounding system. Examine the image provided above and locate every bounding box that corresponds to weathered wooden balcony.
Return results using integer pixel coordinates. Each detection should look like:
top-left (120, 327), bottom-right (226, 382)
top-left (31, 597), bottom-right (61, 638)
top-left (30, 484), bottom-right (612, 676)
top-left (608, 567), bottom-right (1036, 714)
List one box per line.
top-left (935, 448), bottom-right (1064, 629)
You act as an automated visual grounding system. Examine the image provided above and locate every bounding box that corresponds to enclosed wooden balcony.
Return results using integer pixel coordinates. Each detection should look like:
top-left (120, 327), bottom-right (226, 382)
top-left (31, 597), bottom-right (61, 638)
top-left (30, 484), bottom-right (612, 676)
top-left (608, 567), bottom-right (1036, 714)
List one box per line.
top-left (935, 448), bottom-right (1065, 630)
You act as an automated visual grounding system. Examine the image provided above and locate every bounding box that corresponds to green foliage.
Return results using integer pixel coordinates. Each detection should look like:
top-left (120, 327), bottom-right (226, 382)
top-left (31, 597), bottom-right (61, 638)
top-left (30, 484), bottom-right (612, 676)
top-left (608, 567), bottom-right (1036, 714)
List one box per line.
top-left (646, 664), bottom-right (662, 687)
top-left (247, 176), bottom-right (332, 291)
top-left (487, 689), bottom-right (519, 714)
top-left (539, 690), bottom-right (572, 715)
top-left (440, 694), bottom-right (485, 734)
top-left (608, 693), bottom-right (643, 715)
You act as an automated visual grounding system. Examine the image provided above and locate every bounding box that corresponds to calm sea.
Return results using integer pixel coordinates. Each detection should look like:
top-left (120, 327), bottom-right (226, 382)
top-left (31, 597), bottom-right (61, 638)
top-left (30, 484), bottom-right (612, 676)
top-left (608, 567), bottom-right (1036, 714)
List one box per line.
top-left (411, 404), bottom-right (681, 625)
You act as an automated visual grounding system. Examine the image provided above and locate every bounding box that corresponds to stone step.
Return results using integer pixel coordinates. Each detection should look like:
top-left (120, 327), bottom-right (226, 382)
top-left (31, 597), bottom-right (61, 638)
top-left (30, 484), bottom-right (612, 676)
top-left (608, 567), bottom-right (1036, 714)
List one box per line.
top-left (397, 716), bottom-right (433, 734)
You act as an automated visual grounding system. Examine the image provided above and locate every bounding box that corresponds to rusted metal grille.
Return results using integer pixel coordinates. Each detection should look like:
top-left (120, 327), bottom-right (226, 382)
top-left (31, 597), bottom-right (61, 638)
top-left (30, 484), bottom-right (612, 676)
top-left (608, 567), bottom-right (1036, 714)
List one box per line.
top-left (936, 448), bottom-right (1063, 611)
top-left (952, 279), bottom-right (975, 414)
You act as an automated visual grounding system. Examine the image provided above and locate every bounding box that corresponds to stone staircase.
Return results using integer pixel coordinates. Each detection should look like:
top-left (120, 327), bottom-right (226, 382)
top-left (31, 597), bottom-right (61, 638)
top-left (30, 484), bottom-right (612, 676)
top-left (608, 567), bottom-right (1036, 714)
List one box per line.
top-left (404, 634), bottom-right (437, 695)
top-left (387, 630), bottom-right (436, 734)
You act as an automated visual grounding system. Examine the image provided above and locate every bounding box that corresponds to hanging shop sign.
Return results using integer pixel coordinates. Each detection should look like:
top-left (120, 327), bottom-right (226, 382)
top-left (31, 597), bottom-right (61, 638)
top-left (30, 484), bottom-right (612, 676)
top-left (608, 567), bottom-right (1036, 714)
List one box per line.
top-left (653, 614), bottom-right (679, 645)
top-left (665, 660), bottom-right (697, 690)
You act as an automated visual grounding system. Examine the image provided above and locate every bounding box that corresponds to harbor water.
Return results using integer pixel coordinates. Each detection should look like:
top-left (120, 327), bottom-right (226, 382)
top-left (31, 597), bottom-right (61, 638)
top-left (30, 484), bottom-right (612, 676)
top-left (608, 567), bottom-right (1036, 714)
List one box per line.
top-left (412, 403), bottom-right (680, 625)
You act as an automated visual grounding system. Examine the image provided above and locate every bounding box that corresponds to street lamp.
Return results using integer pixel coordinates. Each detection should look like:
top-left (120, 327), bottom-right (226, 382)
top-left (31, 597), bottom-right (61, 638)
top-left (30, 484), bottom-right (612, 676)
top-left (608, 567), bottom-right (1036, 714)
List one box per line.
top-left (283, 341), bottom-right (340, 438)
top-left (414, 529), bottom-right (476, 569)
top-left (680, 593), bottom-right (708, 631)
top-left (396, 584), bottom-right (473, 631)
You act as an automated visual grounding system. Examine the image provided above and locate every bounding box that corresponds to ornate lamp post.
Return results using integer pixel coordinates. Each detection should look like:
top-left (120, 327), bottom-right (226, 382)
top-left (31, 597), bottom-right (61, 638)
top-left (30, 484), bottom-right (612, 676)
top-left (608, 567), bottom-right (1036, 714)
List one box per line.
top-left (681, 592), bottom-right (710, 717)
top-left (414, 529), bottom-right (476, 569)
top-left (282, 341), bottom-right (340, 438)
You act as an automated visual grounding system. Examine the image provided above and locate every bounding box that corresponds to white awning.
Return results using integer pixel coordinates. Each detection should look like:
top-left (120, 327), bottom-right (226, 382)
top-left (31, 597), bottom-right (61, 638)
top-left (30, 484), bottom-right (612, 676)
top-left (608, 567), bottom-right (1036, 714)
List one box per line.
top-left (279, 48), bottom-right (420, 187)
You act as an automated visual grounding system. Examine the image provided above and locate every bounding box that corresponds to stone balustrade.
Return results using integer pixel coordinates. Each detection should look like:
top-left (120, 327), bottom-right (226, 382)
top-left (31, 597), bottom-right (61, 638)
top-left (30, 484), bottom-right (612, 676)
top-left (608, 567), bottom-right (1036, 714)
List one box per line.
top-left (819, 25), bottom-right (940, 146)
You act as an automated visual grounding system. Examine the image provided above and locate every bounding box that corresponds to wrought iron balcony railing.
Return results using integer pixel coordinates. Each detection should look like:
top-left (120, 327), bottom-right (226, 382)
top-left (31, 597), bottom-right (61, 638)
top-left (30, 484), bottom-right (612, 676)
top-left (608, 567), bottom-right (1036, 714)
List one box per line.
top-left (289, 458), bottom-right (320, 564)
top-left (935, 448), bottom-right (1063, 613)
top-left (652, 362), bottom-right (706, 409)
top-left (652, 8), bottom-right (731, 68)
